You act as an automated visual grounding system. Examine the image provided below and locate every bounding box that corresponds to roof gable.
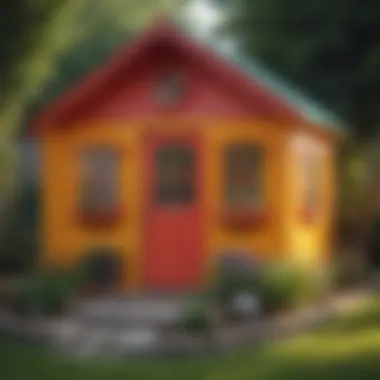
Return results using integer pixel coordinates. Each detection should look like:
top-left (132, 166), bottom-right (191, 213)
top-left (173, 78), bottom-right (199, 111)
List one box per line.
top-left (32, 18), bottom-right (341, 133)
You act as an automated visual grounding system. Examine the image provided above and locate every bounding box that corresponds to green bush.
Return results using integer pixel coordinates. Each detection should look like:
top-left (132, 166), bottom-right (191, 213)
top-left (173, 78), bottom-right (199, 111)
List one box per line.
top-left (10, 270), bottom-right (79, 316)
top-left (258, 262), bottom-right (322, 312)
top-left (180, 296), bottom-right (213, 333)
top-left (78, 247), bottom-right (123, 290)
top-left (0, 185), bottom-right (40, 276)
top-left (213, 254), bottom-right (262, 305)
top-left (71, 261), bottom-right (94, 290)
top-left (215, 272), bottom-right (259, 304)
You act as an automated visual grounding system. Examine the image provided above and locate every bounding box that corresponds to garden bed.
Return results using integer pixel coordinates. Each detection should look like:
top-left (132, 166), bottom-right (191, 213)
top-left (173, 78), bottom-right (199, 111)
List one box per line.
top-left (0, 255), bottom-right (375, 358)
top-left (0, 288), bottom-right (374, 358)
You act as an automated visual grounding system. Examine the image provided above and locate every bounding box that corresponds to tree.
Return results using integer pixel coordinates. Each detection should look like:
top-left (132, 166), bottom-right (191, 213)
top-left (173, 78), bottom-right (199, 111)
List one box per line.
top-left (219, 0), bottom-right (380, 138)
top-left (0, 1), bottom-right (90, 209)
top-left (0, 1), bottom-right (90, 132)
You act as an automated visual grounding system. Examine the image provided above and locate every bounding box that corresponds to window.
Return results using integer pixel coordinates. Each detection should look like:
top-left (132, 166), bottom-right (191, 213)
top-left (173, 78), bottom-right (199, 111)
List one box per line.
top-left (155, 145), bottom-right (195, 204)
top-left (224, 144), bottom-right (264, 209)
top-left (80, 148), bottom-right (119, 216)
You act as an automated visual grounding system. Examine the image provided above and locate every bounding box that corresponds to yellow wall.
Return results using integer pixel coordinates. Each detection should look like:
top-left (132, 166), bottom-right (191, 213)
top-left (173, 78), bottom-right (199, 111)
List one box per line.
top-left (203, 120), bottom-right (289, 269)
top-left (284, 130), bottom-right (337, 267)
top-left (40, 118), bottom-right (335, 290)
top-left (41, 124), bottom-right (143, 289)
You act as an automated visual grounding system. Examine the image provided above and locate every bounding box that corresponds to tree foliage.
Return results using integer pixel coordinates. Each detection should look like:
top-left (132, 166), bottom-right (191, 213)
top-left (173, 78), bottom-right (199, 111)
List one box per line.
top-left (0, 0), bottom-right (88, 206)
top-left (220, 0), bottom-right (380, 137)
top-left (0, 1), bottom-right (90, 133)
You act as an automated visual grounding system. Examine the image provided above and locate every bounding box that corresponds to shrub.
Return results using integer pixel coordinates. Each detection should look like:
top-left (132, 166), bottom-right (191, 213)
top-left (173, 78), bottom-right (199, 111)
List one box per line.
top-left (10, 270), bottom-right (78, 316)
top-left (257, 262), bottom-right (322, 312)
top-left (0, 185), bottom-right (40, 276)
top-left (214, 252), bottom-right (262, 304)
top-left (180, 296), bottom-right (213, 333)
top-left (215, 272), bottom-right (258, 304)
top-left (79, 246), bottom-right (123, 290)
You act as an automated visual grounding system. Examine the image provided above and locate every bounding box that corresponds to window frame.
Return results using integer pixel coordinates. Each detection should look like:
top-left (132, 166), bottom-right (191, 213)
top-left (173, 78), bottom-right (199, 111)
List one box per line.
top-left (77, 146), bottom-right (122, 226)
top-left (154, 143), bottom-right (196, 206)
top-left (221, 142), bottom-right (267, 228)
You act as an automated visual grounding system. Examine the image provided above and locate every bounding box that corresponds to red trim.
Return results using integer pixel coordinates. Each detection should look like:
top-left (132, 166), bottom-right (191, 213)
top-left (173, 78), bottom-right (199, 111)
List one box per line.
top-left (31, 19), bottom-right (305, 135)
top-left (78, 208), bottom-right (123, 227)
top-left (221, 208), bottom-right (266, 229)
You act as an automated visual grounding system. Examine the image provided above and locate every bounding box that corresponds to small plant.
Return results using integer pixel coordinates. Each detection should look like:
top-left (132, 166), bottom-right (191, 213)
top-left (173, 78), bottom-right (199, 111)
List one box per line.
top-left (215, 272), bottom-right (258, 304)
top-left (10, 269), bottom-right (79, 316)
top-left (79, 246), bottom-right (123, 291)
top-left (180, 296), bottom-right (214, 333)
top-left (258, 262), bottom-right (322, 312)
top-left (214, 252), bottom-right (262, 305)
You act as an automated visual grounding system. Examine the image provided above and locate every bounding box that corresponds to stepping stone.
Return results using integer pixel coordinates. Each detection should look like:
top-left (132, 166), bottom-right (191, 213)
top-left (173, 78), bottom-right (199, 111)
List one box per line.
top-left (74, 329), bottom-right (110, 357)
top-left (51, 320), bottom-right (82, 347)
top-left (113, 327), bottom-right (160, 354)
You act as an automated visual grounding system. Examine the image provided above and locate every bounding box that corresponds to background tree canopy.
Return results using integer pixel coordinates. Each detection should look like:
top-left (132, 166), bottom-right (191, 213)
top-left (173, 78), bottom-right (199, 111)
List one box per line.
top-left (219, 0), bottom-right (380, 139)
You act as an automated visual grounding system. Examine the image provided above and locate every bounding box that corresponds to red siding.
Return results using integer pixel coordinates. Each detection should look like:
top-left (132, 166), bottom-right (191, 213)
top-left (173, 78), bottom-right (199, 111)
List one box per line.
top-left (59, 46), bottom-right (276, 125)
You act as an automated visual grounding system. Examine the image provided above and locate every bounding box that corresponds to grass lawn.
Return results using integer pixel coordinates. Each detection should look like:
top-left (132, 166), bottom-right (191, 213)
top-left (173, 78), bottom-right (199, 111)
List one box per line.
top-left (1, 297), bottom-right (380, 380)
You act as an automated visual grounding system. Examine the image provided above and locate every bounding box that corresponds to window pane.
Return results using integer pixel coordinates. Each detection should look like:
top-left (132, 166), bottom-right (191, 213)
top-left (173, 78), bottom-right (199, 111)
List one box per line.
top-left (156, 145), bottom-right (195, 204)
top-left (80, 148), bottom-right (119, 214)
top-left (224, 144), bottom-right (263, 207)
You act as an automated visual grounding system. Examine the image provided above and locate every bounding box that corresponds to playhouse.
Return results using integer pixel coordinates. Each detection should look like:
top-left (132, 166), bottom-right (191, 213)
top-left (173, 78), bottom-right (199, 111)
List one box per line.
top-left (33, 19), bottom-right (341, 291)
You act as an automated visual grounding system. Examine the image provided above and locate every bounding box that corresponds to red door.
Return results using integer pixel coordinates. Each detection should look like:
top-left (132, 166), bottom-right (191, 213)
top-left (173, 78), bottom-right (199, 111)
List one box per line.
top-left (144, 134), bottom-right (203, 290)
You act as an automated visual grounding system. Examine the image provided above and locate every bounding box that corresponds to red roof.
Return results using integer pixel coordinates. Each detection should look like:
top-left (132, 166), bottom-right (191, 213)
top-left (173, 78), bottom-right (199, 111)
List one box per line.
top-left (32, 18), bottom-right (305, 134)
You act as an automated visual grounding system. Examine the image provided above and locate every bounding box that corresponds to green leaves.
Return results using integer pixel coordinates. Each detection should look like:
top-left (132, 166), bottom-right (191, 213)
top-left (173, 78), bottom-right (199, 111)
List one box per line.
top-left (180, 295), bottom-right (213, 333)
top-left (11, 269), bottom-right (79, 316)
top-left (219, 0), bottom-right (380, 137)
top-left (258, 263), bottom-right (323, 312)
